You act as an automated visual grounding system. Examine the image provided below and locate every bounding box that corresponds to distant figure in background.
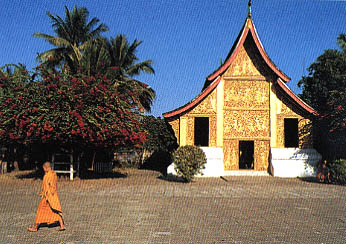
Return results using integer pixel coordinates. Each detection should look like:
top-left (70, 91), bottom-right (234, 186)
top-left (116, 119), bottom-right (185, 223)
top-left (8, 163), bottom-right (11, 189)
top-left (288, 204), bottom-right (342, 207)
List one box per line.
top-left (27, 161), bottom-right (65, 232)
top-left (317, 160), bottom-right (331, 183)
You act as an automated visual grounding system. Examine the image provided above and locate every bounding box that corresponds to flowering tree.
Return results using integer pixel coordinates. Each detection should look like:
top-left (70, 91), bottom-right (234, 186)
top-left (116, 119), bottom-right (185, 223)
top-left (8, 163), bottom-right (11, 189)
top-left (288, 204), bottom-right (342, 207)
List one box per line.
top-left (0, 67), bottom-right (146, 165)
top-left (298, 34), bottom-right (346, 160)
top-left (318, 90), bottom-right (346, 158)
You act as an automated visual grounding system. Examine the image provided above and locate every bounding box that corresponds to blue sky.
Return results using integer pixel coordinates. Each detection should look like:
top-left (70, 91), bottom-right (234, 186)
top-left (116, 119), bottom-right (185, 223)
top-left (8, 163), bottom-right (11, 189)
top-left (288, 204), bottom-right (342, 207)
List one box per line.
top-left (1, 0), bottom-right (345, 116)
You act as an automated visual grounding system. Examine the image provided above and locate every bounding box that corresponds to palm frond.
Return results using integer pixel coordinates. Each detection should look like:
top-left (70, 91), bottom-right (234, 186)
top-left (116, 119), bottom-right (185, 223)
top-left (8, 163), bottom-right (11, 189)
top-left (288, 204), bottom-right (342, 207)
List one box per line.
top-left (125, 60), bottom-right (155, 76)
top-left (337, 34), bottom-right (346, 53)
top-left (33, 33), bottom-right (71, 47)
top-left (36, 47), bottom-right (69, 65)
top-left (88, 23), bottom-right (109, 39)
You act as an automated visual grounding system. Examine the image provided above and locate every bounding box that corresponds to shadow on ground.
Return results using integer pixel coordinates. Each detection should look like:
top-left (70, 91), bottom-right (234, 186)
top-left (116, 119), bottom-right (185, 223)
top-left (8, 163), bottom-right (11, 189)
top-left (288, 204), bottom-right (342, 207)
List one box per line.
top-left (37, 222), bottom-right (60, 231)
top-left (298, 177), bottom-right (337, 185)
top-left (14, 169), bottom-right (127, 180)
top-left (15, 169), bottom-right (43, 180)
top-left (157, 174), bottom-right (188, 183)
top-left (79, 170), bottom-right (127, 180)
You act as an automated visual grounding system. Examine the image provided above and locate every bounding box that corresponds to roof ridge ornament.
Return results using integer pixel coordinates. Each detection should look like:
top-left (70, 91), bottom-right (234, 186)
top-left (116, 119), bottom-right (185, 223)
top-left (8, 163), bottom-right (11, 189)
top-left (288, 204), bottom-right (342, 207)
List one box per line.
top-left (248, 0), bottom-right (252, 18)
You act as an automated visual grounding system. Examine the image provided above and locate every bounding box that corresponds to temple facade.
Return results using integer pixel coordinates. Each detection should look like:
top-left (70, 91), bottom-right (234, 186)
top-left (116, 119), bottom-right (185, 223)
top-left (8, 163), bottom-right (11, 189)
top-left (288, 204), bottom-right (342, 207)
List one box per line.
top-left (163, 14), bottom-right (319, 174)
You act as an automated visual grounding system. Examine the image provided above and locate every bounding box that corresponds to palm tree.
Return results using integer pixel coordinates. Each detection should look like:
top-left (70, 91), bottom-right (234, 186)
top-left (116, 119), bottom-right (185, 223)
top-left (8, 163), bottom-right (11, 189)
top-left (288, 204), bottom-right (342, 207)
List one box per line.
top-left (103, 35), bottom-right (155, 112)
top-left (102, 35), bottom-right (154, 79)
top-left (337, 34), bottom-right (346, 53)
top-left (0, 63), bottom-right (27, 77)
top-left (34, 5), bottom-right (109, 73)
top-left (80, 35), bottom-right (156, 112)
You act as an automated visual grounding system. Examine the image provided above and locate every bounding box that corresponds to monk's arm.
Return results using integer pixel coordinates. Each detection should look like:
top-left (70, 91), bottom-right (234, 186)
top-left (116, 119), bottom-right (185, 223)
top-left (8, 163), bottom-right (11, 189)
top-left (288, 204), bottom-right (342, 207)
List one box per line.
top-left (46, 173), bottom-right (58, 198)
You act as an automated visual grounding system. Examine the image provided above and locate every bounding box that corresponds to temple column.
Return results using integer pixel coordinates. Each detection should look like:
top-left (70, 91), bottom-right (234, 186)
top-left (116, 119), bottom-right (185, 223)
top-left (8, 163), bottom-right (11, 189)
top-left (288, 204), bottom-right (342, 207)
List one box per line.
top-left (179, 117), bottom-right (188, 146)
top-left (270, 82), bottom-right (277, 147)
top-left (216, 78), bottom-right (224, 147)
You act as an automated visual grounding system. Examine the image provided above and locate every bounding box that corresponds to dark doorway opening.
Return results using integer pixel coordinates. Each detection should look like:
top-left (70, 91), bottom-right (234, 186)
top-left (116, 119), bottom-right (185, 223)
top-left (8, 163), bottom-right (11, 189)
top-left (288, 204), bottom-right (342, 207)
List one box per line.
top-left (194, 117), bottom-right (209, 147)
top-left (239, 141), bottom-right (254, 169)
top-left (284, 118), bottom-right (299, 148)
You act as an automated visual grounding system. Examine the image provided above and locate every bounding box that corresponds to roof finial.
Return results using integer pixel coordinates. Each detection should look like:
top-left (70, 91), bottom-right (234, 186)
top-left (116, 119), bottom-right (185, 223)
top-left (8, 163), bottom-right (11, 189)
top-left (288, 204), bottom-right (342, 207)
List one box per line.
top-left (248, 0), bottom-right (252, 17)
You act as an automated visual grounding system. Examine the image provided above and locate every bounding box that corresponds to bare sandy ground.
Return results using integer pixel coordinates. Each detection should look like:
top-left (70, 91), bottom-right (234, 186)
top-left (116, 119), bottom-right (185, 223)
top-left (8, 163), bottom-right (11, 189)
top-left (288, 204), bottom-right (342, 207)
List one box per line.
top-left (0, 169), bottom-right (345, 244)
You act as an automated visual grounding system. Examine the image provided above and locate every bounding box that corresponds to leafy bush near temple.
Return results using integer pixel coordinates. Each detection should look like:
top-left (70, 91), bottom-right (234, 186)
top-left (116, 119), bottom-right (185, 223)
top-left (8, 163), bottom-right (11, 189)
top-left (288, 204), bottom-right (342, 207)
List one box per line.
top-left (142, 116), bottom-right (178, 153)
top-left (172, 145), bottom-right (206, 182)
top-left (140, 116), bottom-right (178, 173)
top-left (329, 159), bottom-right (346, 184)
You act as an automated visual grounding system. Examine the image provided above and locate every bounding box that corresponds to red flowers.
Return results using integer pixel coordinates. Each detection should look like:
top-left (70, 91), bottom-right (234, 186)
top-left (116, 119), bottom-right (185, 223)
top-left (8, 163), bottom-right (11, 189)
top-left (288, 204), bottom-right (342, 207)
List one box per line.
top-left (44, 123), bottom-right (53, 132)
top-left (0, 70), bottom-right (146, 148)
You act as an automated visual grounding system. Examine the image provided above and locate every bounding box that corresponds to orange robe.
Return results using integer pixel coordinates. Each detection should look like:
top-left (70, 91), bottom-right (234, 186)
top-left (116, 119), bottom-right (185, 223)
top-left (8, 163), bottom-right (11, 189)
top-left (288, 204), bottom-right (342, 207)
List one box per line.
top-left (35, 170), bottom-right (63, 225)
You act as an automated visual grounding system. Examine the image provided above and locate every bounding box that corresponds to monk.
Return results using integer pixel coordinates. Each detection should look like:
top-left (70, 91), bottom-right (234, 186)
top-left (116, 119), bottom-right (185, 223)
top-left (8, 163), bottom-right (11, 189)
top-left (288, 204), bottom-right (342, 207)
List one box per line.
top-left (27, 161), bottom-right (66, 232)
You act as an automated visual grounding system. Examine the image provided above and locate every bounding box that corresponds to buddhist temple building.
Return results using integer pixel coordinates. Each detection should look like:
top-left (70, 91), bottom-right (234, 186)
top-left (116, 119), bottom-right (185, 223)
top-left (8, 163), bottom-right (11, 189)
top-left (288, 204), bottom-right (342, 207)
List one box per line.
top-left (164, 4), bottom-right (321, 177)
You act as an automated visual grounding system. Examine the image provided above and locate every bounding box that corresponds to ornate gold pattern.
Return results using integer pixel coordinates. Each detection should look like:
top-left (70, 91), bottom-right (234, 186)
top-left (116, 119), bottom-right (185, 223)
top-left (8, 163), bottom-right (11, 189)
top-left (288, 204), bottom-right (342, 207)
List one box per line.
top-left (168, 119), bottom-right (180, 145)
top-left (185, 116), bottom-right (195, 146)
top-left (254, 140), bottom-right (270, 171)
top-left (224, 80), bottom-right (269, 110)
top-left (225, 44), bottom-right (262, 77)
top-left (223, 140), bottom-right (239, 170)
top-left (188, 88), bottom-right (217, 115)
top-left (224, 110), bottom-right (270, 138)
top-left (276, 90), bottom-right (313, 148)
top-left (209, 116), bottom-right (217, 147)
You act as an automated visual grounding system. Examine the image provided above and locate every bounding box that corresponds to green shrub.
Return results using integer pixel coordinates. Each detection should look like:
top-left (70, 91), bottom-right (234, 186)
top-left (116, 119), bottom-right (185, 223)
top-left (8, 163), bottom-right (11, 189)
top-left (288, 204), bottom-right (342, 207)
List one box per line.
top-left (172, 145), bottom-right (206, 182)
top-left (329, 159), bottom-right (346, 184)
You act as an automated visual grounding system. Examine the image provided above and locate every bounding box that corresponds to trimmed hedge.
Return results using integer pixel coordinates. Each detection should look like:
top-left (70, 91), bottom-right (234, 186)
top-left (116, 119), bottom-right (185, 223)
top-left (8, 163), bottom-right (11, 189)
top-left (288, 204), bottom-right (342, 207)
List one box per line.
top-left (172, 145), bottom-right (206, 182)
top-left (329, 159), bottom-right (346, 184)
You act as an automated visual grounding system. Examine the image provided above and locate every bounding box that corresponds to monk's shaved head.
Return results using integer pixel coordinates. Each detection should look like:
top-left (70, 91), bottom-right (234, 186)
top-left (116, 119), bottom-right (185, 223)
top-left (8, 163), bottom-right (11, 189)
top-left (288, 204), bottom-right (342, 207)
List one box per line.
top-left (42, 161), bottom-right (51, 173)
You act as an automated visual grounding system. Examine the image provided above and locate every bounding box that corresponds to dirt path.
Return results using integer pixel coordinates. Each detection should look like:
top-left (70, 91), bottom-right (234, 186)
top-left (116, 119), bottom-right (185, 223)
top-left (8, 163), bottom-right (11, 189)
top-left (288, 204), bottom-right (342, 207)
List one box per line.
top-left (1, 169), bottom-right (345, 244)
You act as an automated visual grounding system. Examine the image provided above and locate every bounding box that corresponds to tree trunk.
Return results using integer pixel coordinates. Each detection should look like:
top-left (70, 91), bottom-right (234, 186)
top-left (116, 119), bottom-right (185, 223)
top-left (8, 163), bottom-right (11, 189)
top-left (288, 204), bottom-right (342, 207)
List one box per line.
top-left (91, 151), bottom-right (96, 171)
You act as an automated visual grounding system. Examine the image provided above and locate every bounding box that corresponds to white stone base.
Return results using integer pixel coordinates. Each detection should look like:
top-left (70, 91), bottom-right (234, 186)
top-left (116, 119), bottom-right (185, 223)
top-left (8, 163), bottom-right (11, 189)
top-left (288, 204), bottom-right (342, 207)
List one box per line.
top-left (167, 147), bottom-right (322, 178)
top-left (223, 170), bottom-right (269, 176)
top-left (271, 148), bottom-right (322, 178)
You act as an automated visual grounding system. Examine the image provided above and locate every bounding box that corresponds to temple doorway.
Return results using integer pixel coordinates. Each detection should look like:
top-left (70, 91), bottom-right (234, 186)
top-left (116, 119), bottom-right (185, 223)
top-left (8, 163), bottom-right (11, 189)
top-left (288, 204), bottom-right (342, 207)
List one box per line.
top-left (239, 141), bottom-right (254, 169)
top-left (194, 117), bottom-right (209, 146)
top-left (284, 118), bottom-right (299, 148)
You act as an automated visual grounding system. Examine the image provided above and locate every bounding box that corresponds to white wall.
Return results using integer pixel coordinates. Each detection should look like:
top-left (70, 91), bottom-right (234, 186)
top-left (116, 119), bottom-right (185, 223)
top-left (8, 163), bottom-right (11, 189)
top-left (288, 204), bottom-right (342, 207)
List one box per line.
top-left (271, 148), bottom-right (322, 177)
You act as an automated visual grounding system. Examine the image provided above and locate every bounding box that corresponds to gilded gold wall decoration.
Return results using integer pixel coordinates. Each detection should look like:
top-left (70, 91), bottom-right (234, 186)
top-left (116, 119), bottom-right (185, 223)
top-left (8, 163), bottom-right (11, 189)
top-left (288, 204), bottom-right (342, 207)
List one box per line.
top-left (224, 43), bottom-right (262, 77)
top-left (224, 35), bottom-right (272, 78)
top-left (254, 140), bottom-right (270, 171)
top-left (223, 140), bottom-right (239, 170)
top-left (224, 80), bottom-right (269, 110)
top-left (168, 119), bottom-right (180, 145)
top-left (299, 118), bottom-right (313, 148)
top-left (209, 116), bottom-right (217, 147)
top-left (224, 110), bottom-right (270, 138)
top-left (275, 88), bottom-right (313, 149)
top-left (188, 88), bottom-right (217, 115)
top-left (276, 116), bottom-right (285, 148)
top-left (186, 116), bottom-right (194, 145)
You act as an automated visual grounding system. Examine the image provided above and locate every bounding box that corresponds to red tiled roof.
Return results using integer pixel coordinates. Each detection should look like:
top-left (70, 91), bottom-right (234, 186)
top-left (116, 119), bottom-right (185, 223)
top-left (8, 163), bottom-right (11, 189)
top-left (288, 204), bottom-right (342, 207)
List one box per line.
top-left (162, 77), bottom-right (221, 118)
top-left (206, 17), bottom-right (290, 84)
top-left (276, 78), bottom-right (319, 116)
